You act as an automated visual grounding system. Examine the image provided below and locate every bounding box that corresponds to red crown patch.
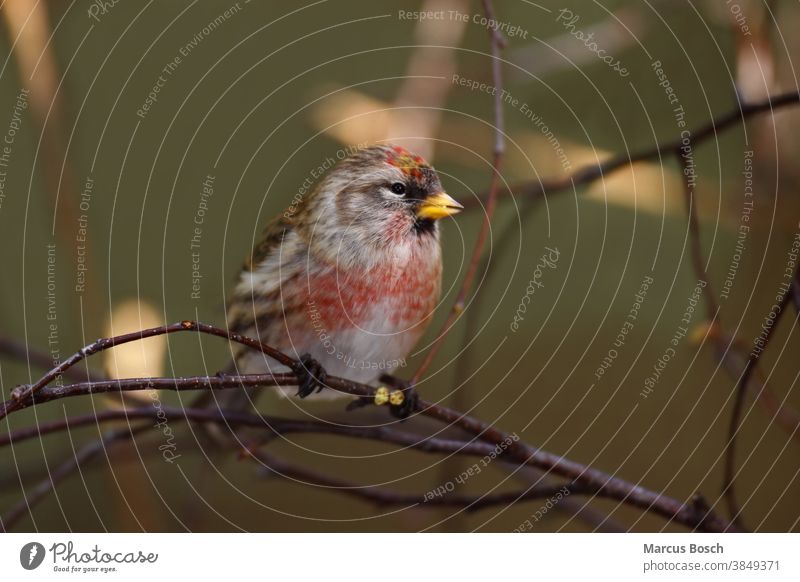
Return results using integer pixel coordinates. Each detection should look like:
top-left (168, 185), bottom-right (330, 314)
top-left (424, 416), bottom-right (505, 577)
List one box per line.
top-left (385, 146), bottom-right (428, 180)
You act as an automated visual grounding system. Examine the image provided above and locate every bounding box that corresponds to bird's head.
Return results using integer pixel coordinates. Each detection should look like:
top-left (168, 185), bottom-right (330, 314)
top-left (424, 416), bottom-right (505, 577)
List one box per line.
top-left (301, 144), bottom-right (462, 266)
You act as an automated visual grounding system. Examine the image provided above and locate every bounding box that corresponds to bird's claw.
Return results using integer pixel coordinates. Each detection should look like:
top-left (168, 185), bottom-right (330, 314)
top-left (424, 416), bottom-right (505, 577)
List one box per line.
top-left (293, 354), bottom-right (327, 398)
top-left (387, 379), bottom-right (418, 419)
top-left (376, 374), bottom-right (419, 418)
top-left (343, 376), bottom-right (419, 418)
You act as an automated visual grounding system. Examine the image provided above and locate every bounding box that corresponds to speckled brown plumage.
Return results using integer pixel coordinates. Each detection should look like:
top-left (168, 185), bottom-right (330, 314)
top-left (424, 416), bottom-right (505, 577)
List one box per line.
top-left (222, 144), bottom-right (461, 404)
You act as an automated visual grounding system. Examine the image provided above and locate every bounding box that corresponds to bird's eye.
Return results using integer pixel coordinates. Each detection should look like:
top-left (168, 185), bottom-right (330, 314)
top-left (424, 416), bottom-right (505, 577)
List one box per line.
top-left (390, 182), bottom-right (406, 195)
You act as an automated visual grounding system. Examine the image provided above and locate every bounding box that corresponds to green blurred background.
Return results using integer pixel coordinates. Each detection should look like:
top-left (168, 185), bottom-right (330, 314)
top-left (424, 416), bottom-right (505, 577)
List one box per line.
top-left (1, 0), bottom-right (799, 532)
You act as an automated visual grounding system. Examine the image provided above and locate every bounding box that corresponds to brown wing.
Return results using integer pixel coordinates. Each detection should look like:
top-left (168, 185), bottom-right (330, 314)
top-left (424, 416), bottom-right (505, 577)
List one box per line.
top-left (243, 210), bottom-right (297, 273)
top-left (226, 206), bottom-right (302, 337)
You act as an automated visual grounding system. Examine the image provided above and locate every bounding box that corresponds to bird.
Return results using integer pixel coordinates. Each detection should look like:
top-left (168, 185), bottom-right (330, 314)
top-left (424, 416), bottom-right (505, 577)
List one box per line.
top-left (219, 144), bottom-right (462, 417)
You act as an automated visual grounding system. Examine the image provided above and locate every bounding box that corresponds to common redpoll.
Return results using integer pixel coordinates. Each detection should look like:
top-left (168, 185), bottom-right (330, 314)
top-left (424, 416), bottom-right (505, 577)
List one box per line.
top-left (222, 144), bottom-right (462, 415)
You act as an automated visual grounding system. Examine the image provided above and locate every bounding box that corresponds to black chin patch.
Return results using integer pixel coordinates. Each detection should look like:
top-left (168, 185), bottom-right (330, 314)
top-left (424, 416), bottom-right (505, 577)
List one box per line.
top-left (413, 217), bottom-right (437, 236)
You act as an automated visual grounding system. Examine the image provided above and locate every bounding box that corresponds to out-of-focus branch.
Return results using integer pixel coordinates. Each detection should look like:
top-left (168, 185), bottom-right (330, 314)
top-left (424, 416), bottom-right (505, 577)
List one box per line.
top-left (677, 149), bottom-right (719, 317)
top-left (0, 320), bottom-right (736, 532)
top-left (2, 0), bottom-right (101, 335)
top-left (0, 424), bottom-right (148, 531)
top-left (671, 116), bottom-right (800, 530)
top-left (0, 334), bottom-right (105, 383)
top-left (0, 401), bottom-right (507, 462)
top-left (457, 88), bottom-right (800, 530)
top-left (0, 403), bottom-right (576, 529)
top-left (245, 447), bottom-right (586, 512)
top-left (722, 265), bottom-right (800, 529)
top-left (412, 0), bottom-right (506, 384)
top-left (465, 90), bottom-right (800, 209)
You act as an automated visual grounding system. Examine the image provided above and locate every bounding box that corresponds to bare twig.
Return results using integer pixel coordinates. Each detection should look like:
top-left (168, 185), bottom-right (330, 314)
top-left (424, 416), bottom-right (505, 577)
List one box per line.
top-left (0, 320), bottom-right (735, 531)
top-left (713, 330), bottom-right (800, 443)
top-left (415, 396), bottom-right (735, 532)
top-left (0, 321), bottom-right (295, 421)
top-left (246, 447), bottom-right (584, 513)
top-left (2, 2), bottom-right (794, 536)
top-left (1, 424), bottom-right (148, 532)
top-left (0, 404), bottom-right (576, 528)
top-left (676, 149), bottom-right (719, 316)
top-left (0, 334), bottom-right (104, 383)
top-left (0, 401), bottom-right (509, 462)
top-left (722, 265), bottom-right (799, 528)
top-left (412, 0), bottom-right (506, 384)
top-left (464, 90), bottom-right (800, 209)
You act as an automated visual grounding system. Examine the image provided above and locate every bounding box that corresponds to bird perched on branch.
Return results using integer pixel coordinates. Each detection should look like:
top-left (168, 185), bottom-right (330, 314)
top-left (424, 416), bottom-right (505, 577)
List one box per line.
top-left (220, 144), bottom-right (462, 417)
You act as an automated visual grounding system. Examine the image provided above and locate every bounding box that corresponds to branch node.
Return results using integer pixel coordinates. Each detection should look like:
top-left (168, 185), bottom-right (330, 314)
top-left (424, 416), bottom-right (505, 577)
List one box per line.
top-left (10, 385), bottom-right (26, 401)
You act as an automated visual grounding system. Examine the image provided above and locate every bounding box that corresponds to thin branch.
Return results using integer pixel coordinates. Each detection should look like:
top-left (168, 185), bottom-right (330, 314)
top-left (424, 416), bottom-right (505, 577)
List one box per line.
top-left (722, 264), bottom-right (799, 528)
top-left (0, 321), bottom-right (735, 531)
top-left (3, 20), bottom-right (794, 535)
top-left (415, 396), bottom-right (735, 532)
top-left (1, 321), bottom-right (295, 421)
top-left (464, 90), bottom-right (800, 209)
top-left (713, 331), bottom-right (800, 443)
top-left (0, 402), bottom-right (513, 463)
top-left (0, 424), bottom-right (148, 532)
top-left (0, 334), bottom-right (105, 383)
top-left (0, 405), bottom-right (574, 528)
top-left (677, 149), bottom-right (720, 317)
top-left (435, 77), bottom-right (800, 536)
top-left (4, 374), bottom-right (296, 413)
top-left (246, 447), bottom-right (584, 513)
top-left (412, 0), bottom-right (506, 383)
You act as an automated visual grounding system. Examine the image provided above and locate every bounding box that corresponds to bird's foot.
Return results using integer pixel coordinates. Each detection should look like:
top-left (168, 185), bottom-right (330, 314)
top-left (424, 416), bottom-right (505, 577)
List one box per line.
top-left (343, 375), bottom-right (419, 418)
top-left (391, 385), bottom-right (418, 419)
top-left (379, 375), bottom-right (418, 419)
top-left (378, 373), bottom-right (405, 389)
top-left (292, 354), bottom-right (328, 398)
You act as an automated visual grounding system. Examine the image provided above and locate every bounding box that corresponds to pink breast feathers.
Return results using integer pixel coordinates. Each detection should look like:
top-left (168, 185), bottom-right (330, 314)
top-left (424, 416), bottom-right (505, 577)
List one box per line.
top-left (303, 258), bottom-right (441, 334)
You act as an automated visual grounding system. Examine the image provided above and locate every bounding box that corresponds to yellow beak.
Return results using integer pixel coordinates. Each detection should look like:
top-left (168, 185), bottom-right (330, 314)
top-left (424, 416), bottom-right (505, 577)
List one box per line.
top-left (415, 192), bottom-right (464, 221)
